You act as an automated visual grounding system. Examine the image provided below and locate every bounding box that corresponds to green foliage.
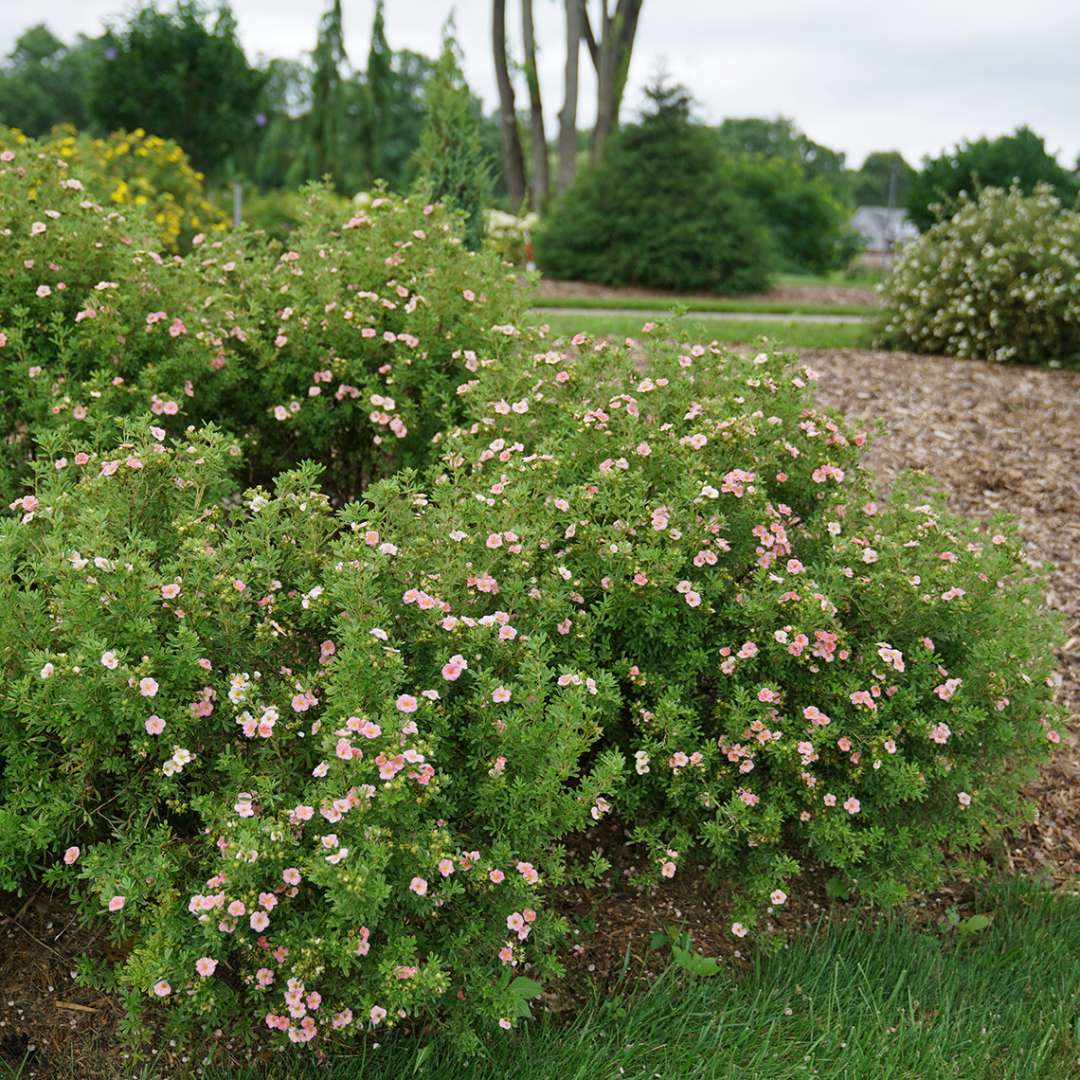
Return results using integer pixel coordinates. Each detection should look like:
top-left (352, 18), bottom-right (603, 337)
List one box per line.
top-left (0, 137), bottom-right (524, 504)
top-left (722, 154), bottom-right (860, 274)
top-left (907, 126), bottom-right (1080, 232)
top-left (89, 2), bottom-right (264, 177)
top-left (0, 126), bottom-right (1066, 1054)
top-left (412, 28), bottom-right (493, 251)
top-left (296, 0), bottom-right (349, 188)
top-left (200, 880), bottom-right (1080, 1079)
top-left (879, 184), bottom-right (1080, 366)
top-left (433, 328), bottom-right (1062, 924)
top-left (0, 433), bottom-right (620, 1049)
top-left (715, 116), bottom-right (852, 202)
top-left (0, 24), bottom-right (99, 135)
top-left (537, 83), bottom-right (776, 292)
top-left (853, 150), bottom-right (916, 207)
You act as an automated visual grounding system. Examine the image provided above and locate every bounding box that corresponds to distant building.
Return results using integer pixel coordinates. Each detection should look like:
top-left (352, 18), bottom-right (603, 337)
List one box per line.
top-left (851, 206), bottom-right (919, 268)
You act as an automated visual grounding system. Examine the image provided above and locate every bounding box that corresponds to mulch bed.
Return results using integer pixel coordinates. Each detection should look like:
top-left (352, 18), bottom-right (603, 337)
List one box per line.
top-left (535, 277), bottom-right (881, 309)
top-left (2, 349), bottom-right (1077, 1077)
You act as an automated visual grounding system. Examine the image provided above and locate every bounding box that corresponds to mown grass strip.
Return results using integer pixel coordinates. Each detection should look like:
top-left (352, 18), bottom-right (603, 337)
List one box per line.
top-left (534, 311), bottom-right (875, 350)
top-left (531, 294), bottom-right (880, 317)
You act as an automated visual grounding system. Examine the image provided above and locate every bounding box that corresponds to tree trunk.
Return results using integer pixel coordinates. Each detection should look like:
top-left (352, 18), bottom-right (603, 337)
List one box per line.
top-left (557, 0), bottom-right (582, 192)
top-left (492, 0), bottom-right (527, 210)
top-left (585, 0), bottom-right (643, 164)
top-left (522, 0), bottom-right (550, 208)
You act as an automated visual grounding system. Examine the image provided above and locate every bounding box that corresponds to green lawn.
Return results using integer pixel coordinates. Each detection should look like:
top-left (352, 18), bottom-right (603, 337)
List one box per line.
top-left (178, 880), bottom-right (1080, 1080)
top-left (531, 294), bottom-right (880, 318)
top-left (534, 311), bottom-right (874, 350)
top-left (777, 268), bottom-right (886, 289)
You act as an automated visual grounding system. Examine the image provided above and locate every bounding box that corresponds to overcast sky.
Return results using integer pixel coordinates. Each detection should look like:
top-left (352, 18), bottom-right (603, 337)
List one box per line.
top-left (2, 0), bottom-right (1078, 169)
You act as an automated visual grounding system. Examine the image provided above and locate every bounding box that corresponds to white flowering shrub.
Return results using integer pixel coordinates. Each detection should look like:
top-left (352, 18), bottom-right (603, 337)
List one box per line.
top-left (879, 184), bottom-right (1080, 366)
top-left (485, 208), bottom-right (540, 266)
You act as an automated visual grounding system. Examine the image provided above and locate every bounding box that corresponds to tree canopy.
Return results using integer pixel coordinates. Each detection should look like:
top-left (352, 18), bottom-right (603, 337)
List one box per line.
top-left (906, 127), bottom-right (1079, 231)
top-left (90, 2), bottom-right (264, 176)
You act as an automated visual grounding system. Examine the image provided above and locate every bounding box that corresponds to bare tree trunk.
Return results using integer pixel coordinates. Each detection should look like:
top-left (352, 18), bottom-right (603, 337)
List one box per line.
top-left (521, 0), bottom-right (550, 208)
top-left (585, 0), bottom-right (643, 164)
top-left (493, 0), bottom-right (527, 210)
top-left (557, 0), bottom-right (583, 192)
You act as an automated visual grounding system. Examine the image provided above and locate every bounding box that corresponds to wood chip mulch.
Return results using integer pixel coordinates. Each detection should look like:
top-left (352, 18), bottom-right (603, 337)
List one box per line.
top-left (1, 348), bottom-right (1077, 1077)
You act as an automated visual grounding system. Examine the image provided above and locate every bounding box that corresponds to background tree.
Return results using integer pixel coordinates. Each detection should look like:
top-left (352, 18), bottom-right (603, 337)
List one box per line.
top-left (583, 0), bottom-right (644, 163)
top-left (722, 154), bottom-right (859, 273)
top-left (907, 126), bottom-right (1080, 231)
top-left (413, 28), bottom-right (494, 250)
top-left (0, 25), bottom-right (99, 135)
top-left (521, 0), bottom-right (550, 207)
top-left (492, 0), bottom-right (527, 209)
top-left (852, 150), bottom-right (916, 206)
top-left (295, 0), bottom-right (349, 187)
top-left (364, 0), bottom-right (393, 182)
top-left (715, 116), bottom-right (851, 202)
top-left (557, 0), bottom-right (584, 192)
top-left (538, 81), bottom-right (775, 292)
top-left (89, 2), bottom-right (263, 176)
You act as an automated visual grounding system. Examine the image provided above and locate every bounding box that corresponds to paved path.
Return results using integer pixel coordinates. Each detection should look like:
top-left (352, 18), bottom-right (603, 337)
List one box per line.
top-left (533, 306), bottom-right (871, 324)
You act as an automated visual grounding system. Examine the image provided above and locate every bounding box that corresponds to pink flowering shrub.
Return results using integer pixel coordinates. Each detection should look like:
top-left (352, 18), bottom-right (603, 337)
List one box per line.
top-left (0, 426), bottom-right (620, 1048)
top-left (431, 326), bottom-right (1063, 927)
top-left (0, 135), bottom-right (524, 504)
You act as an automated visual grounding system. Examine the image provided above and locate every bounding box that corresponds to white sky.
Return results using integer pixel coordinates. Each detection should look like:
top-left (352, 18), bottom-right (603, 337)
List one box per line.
top-left (2, 0), bottom-right (1078, 170)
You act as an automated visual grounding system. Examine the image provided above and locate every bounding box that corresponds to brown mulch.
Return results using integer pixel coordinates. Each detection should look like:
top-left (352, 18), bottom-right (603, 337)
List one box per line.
top-left (2, 348), bottom-right (1078, 1077)
top-left (535, 276), bottom-right (881, 308)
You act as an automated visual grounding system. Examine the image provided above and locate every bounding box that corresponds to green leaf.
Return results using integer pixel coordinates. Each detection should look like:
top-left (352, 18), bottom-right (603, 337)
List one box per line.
top-left (648, 930), bottom-right (669, 953)
top-left (509, 976), bottom-right (543, 999)
top-left (671, 943), bottom-right (722, 978)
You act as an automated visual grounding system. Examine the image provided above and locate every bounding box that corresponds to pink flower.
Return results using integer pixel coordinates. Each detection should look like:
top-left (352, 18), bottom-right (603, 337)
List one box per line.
top-left (409, 876), bottom-right (428, 896)
top-left (499, 1018), bottom-right (512, 1030)
top-left (195, 957), bottom-right (217, 977)
top-left (250, 911), bottom-right (270, 932)
top-left (145, 715), bottom-right (165, 735)
top-left (660, 861), bottom-right (677, 878)
top-left (489, 869), bottom-right (505, 883)
top-left (161, 583), bottom-right (181, 600)
top-left (139, 677), bottom-right (159, 698)
top-left (930, 722), bottom-right (951, 744)
top-left (370, 1005), bottom-right (387, 1025)
top-left (438, 858), bottom-right (455, 877)
top-left (100, 650), bottom-right (119, 670)
top-left (63, 846), bottom-right (80, 865)
top-left (843, 797), bottom-right (861, 814)
top-left (153, 980), bottom-right (171, 997)
top-left (823, 793), bottom-right (837, 807)
top-left (282, 867), bottom-right (301, 886)
top-left (684, 590), bottom-right (701, 608)
top-left (957, 792), bottom-right (972, 807)
top-left (731, 922), bottom-right (748, 938)
top-left (396, 694), bottom-right (418, 713)
top-left (108, 895), bottom-right (126, 912)
top-left (491, 686), bottom-right (511, 703)
top-left (770, 889), bottom-right (787, 905)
